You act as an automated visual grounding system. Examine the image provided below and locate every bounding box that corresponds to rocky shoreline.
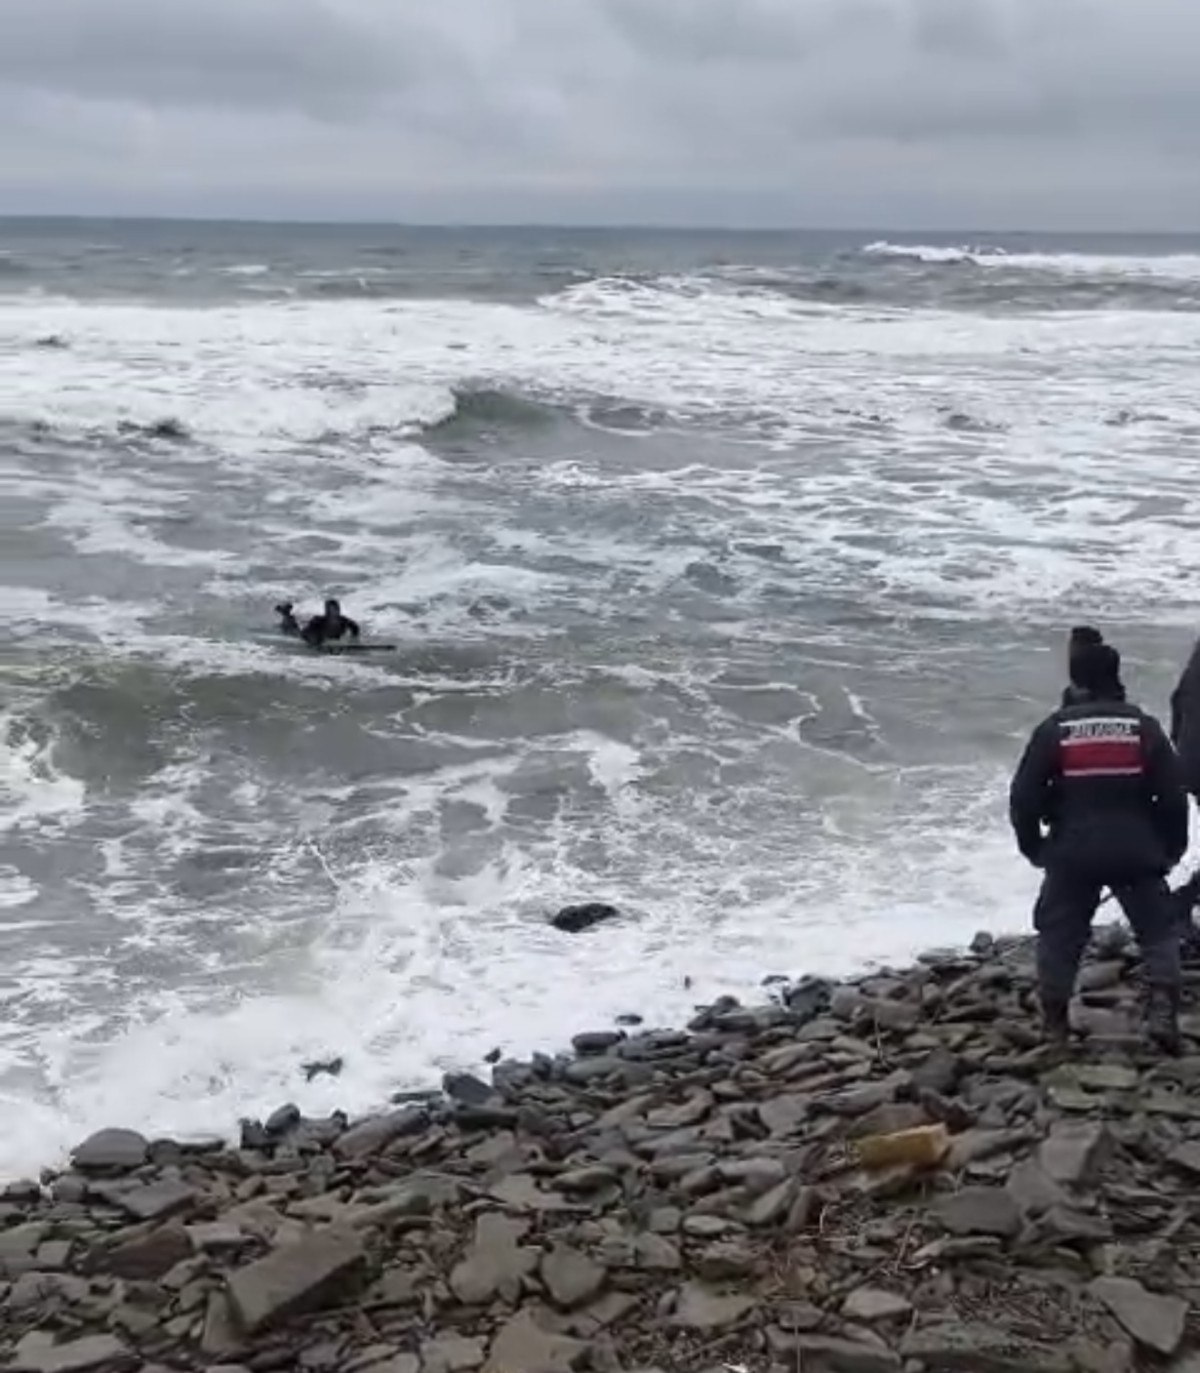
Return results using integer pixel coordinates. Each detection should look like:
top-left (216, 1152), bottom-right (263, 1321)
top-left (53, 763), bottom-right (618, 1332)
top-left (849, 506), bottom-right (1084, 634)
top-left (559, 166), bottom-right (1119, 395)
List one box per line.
top-left (5, 925), bottom-right (1200, 1373)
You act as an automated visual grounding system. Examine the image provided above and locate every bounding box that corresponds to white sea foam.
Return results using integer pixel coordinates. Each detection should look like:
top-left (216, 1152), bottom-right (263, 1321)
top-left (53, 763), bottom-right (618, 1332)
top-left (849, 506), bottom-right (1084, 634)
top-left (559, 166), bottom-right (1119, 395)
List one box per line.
top-left (864, 239), bottom-right (1200, 281)
top-left (6, 264), bottom-right (1200, 1177)
top-left (0, 726), bottom-right (1038, 1179)
top-left (4, 281), bottom-right (1200, 620)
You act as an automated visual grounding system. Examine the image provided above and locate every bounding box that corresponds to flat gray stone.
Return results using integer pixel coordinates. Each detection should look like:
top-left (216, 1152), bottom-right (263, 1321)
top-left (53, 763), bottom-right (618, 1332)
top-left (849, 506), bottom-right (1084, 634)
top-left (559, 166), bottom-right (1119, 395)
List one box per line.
top-left (450, 1213), bottom-right (538, 1305)
top-left (91, 1177), bottom-right (198, 1221)
top-left (670, 1281), bottom-right (757, 1331)
top-left (98, 1222), bottom-right (192, 1280)
top-left (901, 1322), bottom-right (1072, 1372)
top-left (646, 1092), bottom-right (713, 1129)
top-left (1090, 1277), bottom-right (1188, 1356)
top-left (540, 1244), bottom-right (606, 1310)
top-left (1167, 1141), bottom-right (1200, 1178)
top-left (1006, 1160), bottom-right (1068, 1216)
top-left (842, 1287), bottom-right (914, 1323)
top-left (0, 1223), bottom-right (50, 1276)
top-left (6, 1271), bottom-right (90, 1311)
top-left (790, 1334), bottom-right (901, 1372)
top-left (933, 1186), bottom-right (1021, 1238)
top-left (332, 1107), bottom-right (428, 1159)
top-left (227, 1227), bottom-right (366, 1334)
top-left (717, 1156), bottom-right (786, 1193)
top-left (421, 1335), bottom-right (487, 1373)
top-left (1039, 1122), bottom-right (1110, 1186)
top-left (1074, 1064), bottom-right (1138, 1092)
top-left (9, 1333), bottom-right (137, 1373)
top-left (483, 1307), bottom-right (586, 1373)
top-left (745, 1178), bottom-right (796, 1227)
top-left (758, 1094), bottom-right (809, 1137)
top-left (70, 1129), bottom-right (148, 1173)
top-left (633, 1232), bottom-right (681, 1271)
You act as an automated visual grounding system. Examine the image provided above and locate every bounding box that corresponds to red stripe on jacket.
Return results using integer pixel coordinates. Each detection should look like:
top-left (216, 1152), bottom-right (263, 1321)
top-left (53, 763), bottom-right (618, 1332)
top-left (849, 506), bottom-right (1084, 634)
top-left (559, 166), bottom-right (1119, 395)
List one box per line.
top-left (1060, 737), bottom-right (1144, 777)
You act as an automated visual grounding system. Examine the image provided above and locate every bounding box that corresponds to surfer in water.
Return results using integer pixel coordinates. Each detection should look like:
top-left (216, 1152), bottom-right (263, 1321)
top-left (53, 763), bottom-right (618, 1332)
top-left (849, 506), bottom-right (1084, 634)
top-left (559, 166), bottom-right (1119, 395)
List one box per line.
top-left (301, 597), bottom-right (361, 647)
top-left (275, 602), bottom-right (302, 636)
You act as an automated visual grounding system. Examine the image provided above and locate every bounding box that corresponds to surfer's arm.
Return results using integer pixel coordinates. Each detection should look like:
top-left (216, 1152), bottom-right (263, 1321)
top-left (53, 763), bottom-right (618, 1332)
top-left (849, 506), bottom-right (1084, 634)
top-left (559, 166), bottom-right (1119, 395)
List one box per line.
top-left (343, 616), bottom-right (361, 639)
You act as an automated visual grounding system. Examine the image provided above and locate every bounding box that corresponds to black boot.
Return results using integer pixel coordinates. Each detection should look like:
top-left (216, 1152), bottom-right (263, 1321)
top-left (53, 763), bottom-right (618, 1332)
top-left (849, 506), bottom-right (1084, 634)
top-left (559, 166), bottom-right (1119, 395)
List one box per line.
top-left (1146, 986), bottom-right (1182, 1056)
top-left (1041, 997), bottom-right (1070, 1048)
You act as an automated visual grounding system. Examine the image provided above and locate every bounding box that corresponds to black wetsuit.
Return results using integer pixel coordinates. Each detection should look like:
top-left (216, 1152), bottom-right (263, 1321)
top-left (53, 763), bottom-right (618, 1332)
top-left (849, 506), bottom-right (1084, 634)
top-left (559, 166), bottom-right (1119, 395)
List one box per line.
top-left (277, 610), bottom-right (302, 637)
top-left (1010, 690), bottom-right (1187, 1008)
top-left (301, 613), bottom-right (360, 647)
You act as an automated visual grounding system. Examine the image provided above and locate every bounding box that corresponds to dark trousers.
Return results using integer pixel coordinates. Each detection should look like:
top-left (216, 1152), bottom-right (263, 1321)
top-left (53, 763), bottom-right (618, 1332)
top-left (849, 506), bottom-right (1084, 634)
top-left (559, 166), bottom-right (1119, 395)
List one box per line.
top-left (1034, 868), bottom-right (1180, 1005)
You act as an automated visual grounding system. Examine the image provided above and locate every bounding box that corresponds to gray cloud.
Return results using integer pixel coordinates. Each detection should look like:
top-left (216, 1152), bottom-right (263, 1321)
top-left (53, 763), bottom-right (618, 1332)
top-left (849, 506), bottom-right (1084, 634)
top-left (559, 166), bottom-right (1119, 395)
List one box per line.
top-left (1, 0), bottom-right (1199, 226)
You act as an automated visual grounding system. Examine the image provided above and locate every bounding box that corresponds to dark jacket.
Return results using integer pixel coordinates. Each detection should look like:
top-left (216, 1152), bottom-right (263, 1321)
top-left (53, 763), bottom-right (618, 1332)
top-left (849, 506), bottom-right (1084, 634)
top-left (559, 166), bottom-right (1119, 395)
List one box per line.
top-left (1010, 692), bottom-right (1188, 881)
top-left (301, 612), bottom-right (360, 647)
top-left (1170, 637), bottom-right (1200, 795)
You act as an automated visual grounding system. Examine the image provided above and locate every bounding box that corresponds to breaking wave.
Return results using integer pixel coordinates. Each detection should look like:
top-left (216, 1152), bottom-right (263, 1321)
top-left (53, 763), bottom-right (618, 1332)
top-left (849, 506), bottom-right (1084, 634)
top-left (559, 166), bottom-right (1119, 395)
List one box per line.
top-left (864, 240), bottom-right (1200, 282)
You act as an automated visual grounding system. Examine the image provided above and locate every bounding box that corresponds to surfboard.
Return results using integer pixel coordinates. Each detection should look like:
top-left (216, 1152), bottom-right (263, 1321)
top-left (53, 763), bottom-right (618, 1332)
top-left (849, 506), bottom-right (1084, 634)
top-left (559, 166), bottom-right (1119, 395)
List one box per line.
top-left (258, 633), bottom-right (397, 655)
top-left (315, 641), bottom-right (397, 654)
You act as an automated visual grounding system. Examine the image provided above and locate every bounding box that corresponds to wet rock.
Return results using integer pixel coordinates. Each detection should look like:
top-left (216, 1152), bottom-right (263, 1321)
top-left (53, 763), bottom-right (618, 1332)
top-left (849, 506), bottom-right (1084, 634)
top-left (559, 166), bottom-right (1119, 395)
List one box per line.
top-left (450, 1213), bottom-right (538, 1304)
top-left (571, 1031), bottom-right (624, 1056)
top-left (301, 1056), bottom-right (344, 1082)
top-left (551, 903), bottom-right (620, 933)
top-left (333, 1107), bottom-right (429, 1159)
top-left (8, 1333), bottom-right (137, 1373)
top-left (933, 1187), bottom-right (1021, 1238)
top-left (484, 1307), bottom-right (587, 1372)
top-left (226, 1227), bottom-right (366, 1334)
top-left (541, 1244), bottom-right (607, 1309)
top-left (265, 1103), bottom-right (301, 1135)
top-left (71, 1129), bottom-right (148, 1173)
top-left (785, 976), bottom-right (833, 1020)
top-left (90, 1176), bottom-right (198, 1222)
top-left (1090, 1276), bottom-right (1188, 1356)
top-left (670, 1281), bottom-right (757, 1331)
top-left (842, 1287), bottom-right (914, 1323)
top-left (1039, 1121), bottom-right (1110, 1185)
top-left (444, 1071), bottom-right (494, 1106)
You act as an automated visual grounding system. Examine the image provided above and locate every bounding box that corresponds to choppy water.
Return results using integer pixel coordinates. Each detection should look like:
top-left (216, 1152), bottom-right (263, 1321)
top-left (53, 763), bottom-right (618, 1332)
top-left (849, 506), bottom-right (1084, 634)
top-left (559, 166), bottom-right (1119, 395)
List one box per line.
top-left (4, 219), bottom-right (1200, 1178)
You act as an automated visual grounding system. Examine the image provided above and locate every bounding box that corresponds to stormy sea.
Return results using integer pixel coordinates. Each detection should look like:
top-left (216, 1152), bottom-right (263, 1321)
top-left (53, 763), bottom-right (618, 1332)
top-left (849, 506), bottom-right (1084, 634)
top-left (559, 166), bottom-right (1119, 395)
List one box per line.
top-left (3, 219), bottom-right (1200, 1176)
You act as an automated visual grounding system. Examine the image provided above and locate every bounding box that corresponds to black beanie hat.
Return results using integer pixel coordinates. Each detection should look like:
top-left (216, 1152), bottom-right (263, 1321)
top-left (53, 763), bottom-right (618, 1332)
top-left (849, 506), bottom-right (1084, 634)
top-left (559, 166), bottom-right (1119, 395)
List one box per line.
top-left (1073, 642), bottom-right (1122, 694)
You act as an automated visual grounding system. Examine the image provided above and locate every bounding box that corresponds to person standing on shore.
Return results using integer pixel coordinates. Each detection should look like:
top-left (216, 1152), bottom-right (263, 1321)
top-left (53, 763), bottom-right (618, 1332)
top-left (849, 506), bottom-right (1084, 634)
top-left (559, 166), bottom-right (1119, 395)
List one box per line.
top-left (1061, 625), bottom-right (1105, 707)
top-left (1010, 641), bottom-right (1188, 1052)
top-left (1168, 635), bottom-right (1200, 939)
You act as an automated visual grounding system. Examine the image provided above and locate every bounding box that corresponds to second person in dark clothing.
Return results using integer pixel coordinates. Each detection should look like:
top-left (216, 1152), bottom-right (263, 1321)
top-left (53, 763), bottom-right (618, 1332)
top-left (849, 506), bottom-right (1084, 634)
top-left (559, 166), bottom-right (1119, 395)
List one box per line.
top-left (1010, 642), bottom-right (1188, 1052)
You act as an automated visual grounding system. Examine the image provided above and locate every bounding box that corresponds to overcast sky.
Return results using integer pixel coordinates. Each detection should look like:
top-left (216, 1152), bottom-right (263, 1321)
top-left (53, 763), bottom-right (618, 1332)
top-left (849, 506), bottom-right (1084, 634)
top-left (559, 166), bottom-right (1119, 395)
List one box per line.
top-left (2, 0), bottom-right (1198, 228)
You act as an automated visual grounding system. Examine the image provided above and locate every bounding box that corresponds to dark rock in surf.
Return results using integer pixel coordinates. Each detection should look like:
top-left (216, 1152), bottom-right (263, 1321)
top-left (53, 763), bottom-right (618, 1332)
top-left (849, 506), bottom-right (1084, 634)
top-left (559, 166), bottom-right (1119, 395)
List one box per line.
top-left (302, 1056), bottom-right (344, 1082)
top-left (551, 903), bottom-right (621, 933)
